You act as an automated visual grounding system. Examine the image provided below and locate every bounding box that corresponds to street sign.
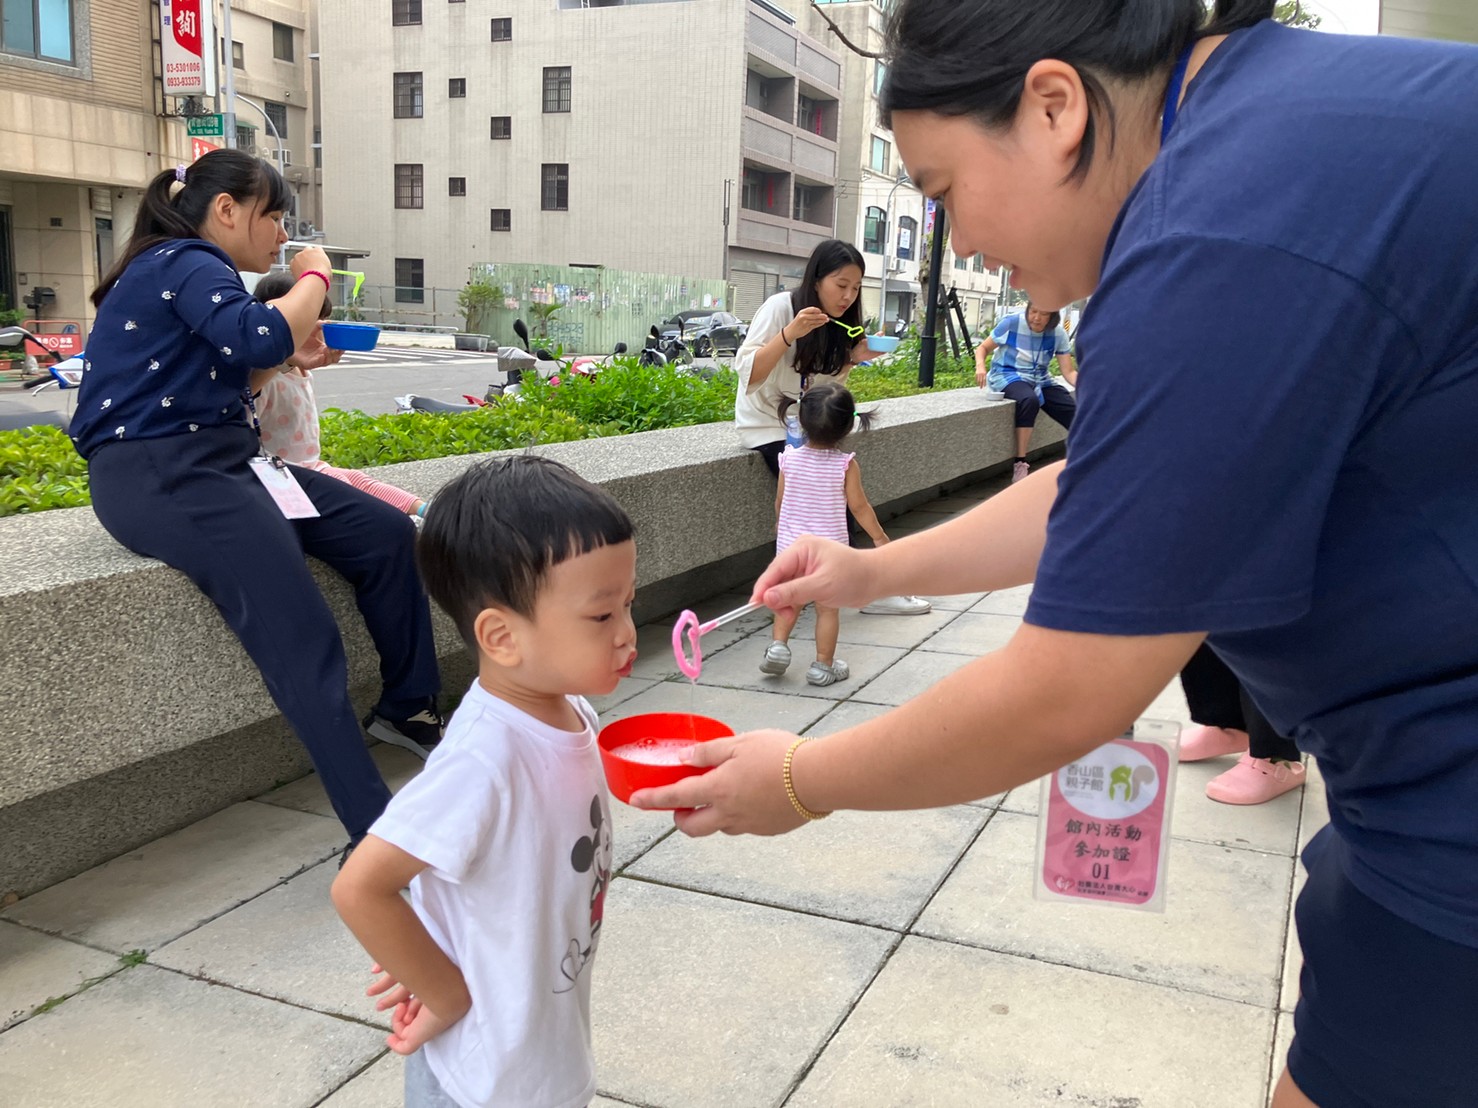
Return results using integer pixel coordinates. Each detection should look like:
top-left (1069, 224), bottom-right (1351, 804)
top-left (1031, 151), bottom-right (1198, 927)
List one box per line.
top-left (160, 0), bottom-right (216, 97)
top-left (186, 114), bottom-right (224, 138)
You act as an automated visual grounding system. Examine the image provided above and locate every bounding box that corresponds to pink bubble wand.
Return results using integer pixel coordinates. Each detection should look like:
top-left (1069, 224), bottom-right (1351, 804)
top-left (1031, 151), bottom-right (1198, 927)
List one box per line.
top-left (672, 602), bottom-right (765, 680)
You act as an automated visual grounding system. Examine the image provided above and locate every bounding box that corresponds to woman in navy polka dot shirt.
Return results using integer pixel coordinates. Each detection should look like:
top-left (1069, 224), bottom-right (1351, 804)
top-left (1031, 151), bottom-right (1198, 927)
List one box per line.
top-left (75, 150), bottom-right (444, 858)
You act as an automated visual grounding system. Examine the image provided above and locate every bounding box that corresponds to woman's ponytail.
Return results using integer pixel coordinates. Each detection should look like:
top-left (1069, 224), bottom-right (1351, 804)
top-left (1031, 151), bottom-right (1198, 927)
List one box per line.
top-left (92, 149), bottom-right (291, 307)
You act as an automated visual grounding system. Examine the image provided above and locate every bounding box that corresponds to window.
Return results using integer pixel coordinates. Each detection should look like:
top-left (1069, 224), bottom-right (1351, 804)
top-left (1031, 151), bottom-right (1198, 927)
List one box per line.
top-left (236, 123), bottom-right (256, 149)
top-left (741, 169), bottom-right (761, 211)
top-left (264, 100), bottom-right (289, 143)
top-left (1, 0), bottom-right (74, 62)
top-left (272, 21), bottom-right (293, 61)
top-left (394, 163), bottom-right (424, 209)
top-left (863, 206), bottom-right (886, 254)
top-left (448, 77), bottom-right (466, 98)
top-left (490, 17), bottom-right (511, 40)
top-left (897, 215), bottom-right (917, 261)
top-left (541, 164), bottom-right (568, 211)
top-left (869, 136), bottom-right (889, 175)
top-left (954, 252), bottom-right (967, 271)
top-left (392, 0), bottom-right (422, 25)
top-left (542, 66), bottom-right (571, 113)
top-left (793, 185), bottom-right (828, 225)
top-left (797, 95), bottom-right (823, 136)
top-left (490, 115), bottom-right (511, 139)
top-left (232, 40), bottom-right (244, 69)
top-left (394, 258), bottom-right (424, 304)
top-left (394, 72), bottom-right (424, 118)
top-left (312, 126), bottom-right (322, 169)
top-left (873, 62), bottom-right (887, 96)
top-left (491, 208), bottom-right (511, 232)
top-left (449, 177), bottom-right (466, 197)
top-left (972, 254), bottom-right (984, 272)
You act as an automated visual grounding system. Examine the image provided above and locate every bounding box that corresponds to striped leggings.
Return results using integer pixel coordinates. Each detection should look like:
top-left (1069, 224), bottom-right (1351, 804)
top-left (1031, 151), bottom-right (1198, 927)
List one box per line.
top-left (303, 460), bottom-right (421, 515)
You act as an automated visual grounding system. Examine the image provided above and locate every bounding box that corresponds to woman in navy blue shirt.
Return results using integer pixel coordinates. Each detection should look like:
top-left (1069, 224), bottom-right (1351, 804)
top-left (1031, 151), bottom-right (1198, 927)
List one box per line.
top-left (635, 3), bottom-right (1478, 1105)
top-left (75, 150), bottom-right (443, 857)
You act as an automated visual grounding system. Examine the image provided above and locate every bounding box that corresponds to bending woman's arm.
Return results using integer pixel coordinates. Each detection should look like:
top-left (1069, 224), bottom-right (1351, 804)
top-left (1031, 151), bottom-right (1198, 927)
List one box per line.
top-left (733, 296), bottom-right (795, 393)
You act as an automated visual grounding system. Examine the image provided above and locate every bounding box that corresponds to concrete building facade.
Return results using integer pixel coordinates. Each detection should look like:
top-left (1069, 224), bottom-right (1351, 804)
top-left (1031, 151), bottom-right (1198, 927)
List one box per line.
top-left (0, 0), bottom-right (321, 336)
top-left (317, 0), bottom-right (842, 321)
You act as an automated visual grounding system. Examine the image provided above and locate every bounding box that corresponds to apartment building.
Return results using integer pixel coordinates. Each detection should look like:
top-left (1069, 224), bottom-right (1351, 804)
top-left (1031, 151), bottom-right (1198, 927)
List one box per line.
top-left (317, 0), bottom-right (842, 319)
top-left (794, 0), bottom-right (1003, 334)
top-left (0, 0), bottom-right (321, 335)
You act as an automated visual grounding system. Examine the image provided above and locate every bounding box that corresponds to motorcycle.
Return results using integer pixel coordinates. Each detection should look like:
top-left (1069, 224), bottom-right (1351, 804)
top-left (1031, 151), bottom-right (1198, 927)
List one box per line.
top-left (0, 325), bottom-right (83, 432)
top-left (638, 324), bottom-right (691, 369)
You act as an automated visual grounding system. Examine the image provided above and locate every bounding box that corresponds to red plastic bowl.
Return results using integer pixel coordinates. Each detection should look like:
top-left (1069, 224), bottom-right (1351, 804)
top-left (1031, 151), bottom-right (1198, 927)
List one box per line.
top-left (598, 713), bottom-right (733, 806)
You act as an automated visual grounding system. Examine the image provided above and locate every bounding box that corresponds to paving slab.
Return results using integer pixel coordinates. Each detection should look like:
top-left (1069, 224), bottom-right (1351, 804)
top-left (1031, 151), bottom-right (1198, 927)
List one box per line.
top-left (1001, 758), bottom-right (1303, 857)
top-left (0, 922), bottom-right (120, 1031)
top-left (917, 611), bottom-right (1023, 656)
top-left (787, 935), bottom-right (1274, 1108)
top-left (920, 590), bottom-right (988, 611)
top-left (152, 861), bottom-right (387, 1028)
top-left (693, 638), bottom-right (909, 701)
top-left (848, 649), bottom-right (976, 706)
top-left (0, 802), bottom-right (343, 953)
top-left (610, 798), bottom-right (676, 872)
top-left (590, 676), bottom-right (662, 716)
top-left (592, 878), bottom-right (896, 1108)
top-left (1270, 1011), bottom-right (1295, 1106)
top-left (318, 1052), bottom-right (399, 1108)
top-left (788, 606), bottom-right (964, 650)
top-left (628, 619), bottom-right (751, 683)
top-left (597, 681), bottom-right (832, 737)
top-left (972, 585), bottom-right (1034, 617)
top-left (255, 744), bottom-right (426, 819)
top-left (1280, 865), bottom-right (1307, 1014)
top-left (0, 964), bottom-right (384, 1108)
top-left (628, 804), bottom-right (989, 930)
top-left (801, 699), bottom-right (892, 737)
top-left (915, 811), bottom-right (1293, 1007)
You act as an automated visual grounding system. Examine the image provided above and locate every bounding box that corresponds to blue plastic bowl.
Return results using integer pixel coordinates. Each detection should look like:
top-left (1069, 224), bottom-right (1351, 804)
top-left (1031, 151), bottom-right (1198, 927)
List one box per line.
top-left (866, 334), bottom-right (901, 354)
top-left (321, 322), bottom-right (381, 351)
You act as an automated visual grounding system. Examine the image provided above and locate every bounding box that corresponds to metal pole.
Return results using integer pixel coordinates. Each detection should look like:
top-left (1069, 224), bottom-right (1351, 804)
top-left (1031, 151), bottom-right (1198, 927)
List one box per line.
top-left (220, 0), bottom-right (236, 148)
top-left (879, 173), bottom-right (907, 335)
top-left (918, 208), bottom-right (947, 387)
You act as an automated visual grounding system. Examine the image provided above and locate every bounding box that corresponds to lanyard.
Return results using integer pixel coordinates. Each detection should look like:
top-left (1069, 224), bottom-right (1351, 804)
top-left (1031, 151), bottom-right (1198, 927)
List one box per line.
top-left (1161, 44), bottom-right (1195, 145)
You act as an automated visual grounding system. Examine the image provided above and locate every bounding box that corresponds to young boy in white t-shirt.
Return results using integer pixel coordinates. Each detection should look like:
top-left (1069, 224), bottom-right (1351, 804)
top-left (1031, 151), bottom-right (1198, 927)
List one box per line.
top-left (332, 455), bottom-right (638, 1108)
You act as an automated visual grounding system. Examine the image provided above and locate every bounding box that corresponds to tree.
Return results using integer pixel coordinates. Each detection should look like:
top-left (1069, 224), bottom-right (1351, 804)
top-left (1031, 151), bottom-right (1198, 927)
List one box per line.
top-left (1275, 2), bottom-right (1322, 30)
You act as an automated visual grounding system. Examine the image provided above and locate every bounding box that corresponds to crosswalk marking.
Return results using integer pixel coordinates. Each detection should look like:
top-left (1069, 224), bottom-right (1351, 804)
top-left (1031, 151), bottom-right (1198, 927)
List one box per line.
top-left (337, 347), bottom-right (494, 366)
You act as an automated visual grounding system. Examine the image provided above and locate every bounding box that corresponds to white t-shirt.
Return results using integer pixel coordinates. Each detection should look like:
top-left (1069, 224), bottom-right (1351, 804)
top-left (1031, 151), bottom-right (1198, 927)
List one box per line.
top-left (733, 291), bottom-right (802, 449)
top-left (370, 681), bottom-right (612, 1108)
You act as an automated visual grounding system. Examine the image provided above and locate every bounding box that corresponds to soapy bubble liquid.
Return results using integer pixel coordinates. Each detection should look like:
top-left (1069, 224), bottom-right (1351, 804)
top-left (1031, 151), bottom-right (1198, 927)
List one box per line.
top-left (611, 738), bottom-right (693, 766)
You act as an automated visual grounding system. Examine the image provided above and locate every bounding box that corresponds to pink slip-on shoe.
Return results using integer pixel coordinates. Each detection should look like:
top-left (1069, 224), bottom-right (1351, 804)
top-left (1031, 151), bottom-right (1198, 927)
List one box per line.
top-left (1177, 725), bottom-right (1250, 762)
top-left (1205, 754), bottom-right (1306, 805)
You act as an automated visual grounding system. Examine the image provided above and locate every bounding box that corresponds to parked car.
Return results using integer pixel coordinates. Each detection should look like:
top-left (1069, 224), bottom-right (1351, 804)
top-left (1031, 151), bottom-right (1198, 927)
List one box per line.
top-left (661, 311), bottom-right (747, 358)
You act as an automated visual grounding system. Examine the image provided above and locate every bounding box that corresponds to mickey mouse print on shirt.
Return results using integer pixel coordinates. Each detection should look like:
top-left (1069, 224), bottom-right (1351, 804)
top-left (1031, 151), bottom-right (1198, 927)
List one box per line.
top-left (556, 793), bottom-right (612, 993)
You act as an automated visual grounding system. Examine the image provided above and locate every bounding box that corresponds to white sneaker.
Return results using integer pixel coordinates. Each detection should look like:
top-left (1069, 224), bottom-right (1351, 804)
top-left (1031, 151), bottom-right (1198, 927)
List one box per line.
top-left (1012, 460), bottom-right (1030, 483)
top-left (860, 595), bottom-right (933, 616)
top-left (806, 659), bottom-right (850, 686)
top-left (759, 640), bottom-right (792, 675)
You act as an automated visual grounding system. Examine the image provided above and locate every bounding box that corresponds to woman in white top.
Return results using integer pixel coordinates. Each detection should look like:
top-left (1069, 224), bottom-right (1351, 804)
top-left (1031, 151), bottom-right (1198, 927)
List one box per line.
top-left (734, 238), bottom-right (932, 617)
top-left (734, 239), bottom-right (871, 474)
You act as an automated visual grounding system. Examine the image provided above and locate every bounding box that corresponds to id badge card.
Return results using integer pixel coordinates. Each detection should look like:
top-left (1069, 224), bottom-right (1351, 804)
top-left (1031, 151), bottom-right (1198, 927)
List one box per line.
top-left (1034, 720), bottom-right (1180, 913)
top-left (247, 456), bottom-right (320, 519)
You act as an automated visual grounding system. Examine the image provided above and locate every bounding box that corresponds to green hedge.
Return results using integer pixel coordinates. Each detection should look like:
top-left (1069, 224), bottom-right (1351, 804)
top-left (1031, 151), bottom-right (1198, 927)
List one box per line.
top-left (0, 351), bottom-right (976, 516)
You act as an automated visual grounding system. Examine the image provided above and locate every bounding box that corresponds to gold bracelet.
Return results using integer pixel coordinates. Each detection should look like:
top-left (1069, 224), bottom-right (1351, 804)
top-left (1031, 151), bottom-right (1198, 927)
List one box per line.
top-left (783, 737), bottom-right (830, 821)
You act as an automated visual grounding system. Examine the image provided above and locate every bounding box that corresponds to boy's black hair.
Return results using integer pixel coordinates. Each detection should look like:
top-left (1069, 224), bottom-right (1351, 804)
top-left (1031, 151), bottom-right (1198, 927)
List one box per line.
top-left (254, 270), bottom-right (331, 319)
top-left (777, 378), bottom-right (877, 450)
top-left (416, 455), bottom-right (635, 646)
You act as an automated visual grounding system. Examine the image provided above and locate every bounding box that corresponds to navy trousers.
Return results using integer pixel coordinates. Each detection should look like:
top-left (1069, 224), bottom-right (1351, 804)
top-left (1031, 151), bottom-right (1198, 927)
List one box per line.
top-left (1002, 379), bottom-right (1077, 431)
top-left (87, 425), bottom-right (439, 838)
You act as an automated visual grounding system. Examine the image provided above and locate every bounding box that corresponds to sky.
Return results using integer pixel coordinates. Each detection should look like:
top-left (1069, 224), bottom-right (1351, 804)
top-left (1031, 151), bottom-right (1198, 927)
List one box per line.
top-left (1300, 0), bottom-right (1380, 34)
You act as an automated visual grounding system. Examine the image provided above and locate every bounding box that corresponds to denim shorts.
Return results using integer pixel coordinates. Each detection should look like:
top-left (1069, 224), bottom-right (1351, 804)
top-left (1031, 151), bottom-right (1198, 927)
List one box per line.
top-left (1287, 827), bottom-right (1478, 1107)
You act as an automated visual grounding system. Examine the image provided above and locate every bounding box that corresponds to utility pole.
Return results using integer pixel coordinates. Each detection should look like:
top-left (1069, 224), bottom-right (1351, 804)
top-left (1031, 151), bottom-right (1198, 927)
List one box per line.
top-left (878, 170), bottom-right (908, 334)
top-left (219, 0), bottom-right (237, 148)
top-left (918, 208), bottom-right (947, 387)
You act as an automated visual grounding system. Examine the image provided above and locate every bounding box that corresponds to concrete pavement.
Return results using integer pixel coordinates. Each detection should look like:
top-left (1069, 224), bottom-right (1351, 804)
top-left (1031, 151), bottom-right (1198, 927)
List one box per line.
top-left (0, 477), bottom-right (1320, 1107)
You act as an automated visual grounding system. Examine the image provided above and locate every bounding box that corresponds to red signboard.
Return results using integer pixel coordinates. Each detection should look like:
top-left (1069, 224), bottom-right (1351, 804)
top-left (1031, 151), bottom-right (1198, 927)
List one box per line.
top-left (190, 136), bottom-right (220, 162)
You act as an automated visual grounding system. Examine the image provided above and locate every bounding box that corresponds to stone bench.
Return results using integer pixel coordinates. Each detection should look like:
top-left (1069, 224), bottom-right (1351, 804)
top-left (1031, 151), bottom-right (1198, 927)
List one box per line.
top-left (0, 389), bottom-right (1063, 898)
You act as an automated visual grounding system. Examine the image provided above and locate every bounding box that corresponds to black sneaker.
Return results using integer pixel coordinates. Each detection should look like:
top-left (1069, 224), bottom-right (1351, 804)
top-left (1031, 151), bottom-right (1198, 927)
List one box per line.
top-left (363, 707), bottom-right (445, 760)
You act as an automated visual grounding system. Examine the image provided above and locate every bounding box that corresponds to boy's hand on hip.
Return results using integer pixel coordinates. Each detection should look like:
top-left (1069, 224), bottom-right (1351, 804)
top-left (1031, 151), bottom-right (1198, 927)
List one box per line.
top-left (367, 962), bottom-right (412, 1013)
top-left (387, 994), bottom-right (468, 1055)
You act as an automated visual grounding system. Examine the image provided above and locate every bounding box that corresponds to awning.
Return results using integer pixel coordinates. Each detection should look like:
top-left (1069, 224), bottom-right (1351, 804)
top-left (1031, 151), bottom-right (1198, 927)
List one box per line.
top-left (883, 280), bottom-right (922, 296)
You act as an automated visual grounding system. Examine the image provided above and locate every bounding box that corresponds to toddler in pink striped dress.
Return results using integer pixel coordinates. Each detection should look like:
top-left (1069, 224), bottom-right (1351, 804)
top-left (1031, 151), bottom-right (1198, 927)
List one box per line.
top-left (761, 380), bottom-right (889, 686)
top-left (250, 273), bottom-right (427, 520)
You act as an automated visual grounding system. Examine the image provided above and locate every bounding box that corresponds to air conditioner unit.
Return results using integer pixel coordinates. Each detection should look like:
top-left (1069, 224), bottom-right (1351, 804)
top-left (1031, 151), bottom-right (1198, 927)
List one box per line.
top-left (297, 221), bottom-right (316, 239)
top-left (281, 216), bottom-right (299, 238)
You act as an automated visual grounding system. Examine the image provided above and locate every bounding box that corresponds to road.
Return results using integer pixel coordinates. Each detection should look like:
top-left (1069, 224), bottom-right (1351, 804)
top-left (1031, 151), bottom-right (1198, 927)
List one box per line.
top-left (7, 346), bottom-right (726, 423)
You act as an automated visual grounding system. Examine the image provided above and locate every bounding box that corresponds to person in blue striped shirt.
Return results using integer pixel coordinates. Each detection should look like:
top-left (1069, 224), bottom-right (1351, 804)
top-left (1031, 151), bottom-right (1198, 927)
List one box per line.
top-left (975, 303), bottom-right (1078, 481)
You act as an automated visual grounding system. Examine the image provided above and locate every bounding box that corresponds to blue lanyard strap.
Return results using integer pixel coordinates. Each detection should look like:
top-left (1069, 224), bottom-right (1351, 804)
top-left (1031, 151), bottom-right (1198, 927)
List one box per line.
top-left (1161, 44), bottom-right (1195, 145)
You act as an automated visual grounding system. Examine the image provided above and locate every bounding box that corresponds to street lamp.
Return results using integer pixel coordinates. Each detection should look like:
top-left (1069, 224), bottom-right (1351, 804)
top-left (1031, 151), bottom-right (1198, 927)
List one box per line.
top-left (879, 169), bottom-right (910, 334)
